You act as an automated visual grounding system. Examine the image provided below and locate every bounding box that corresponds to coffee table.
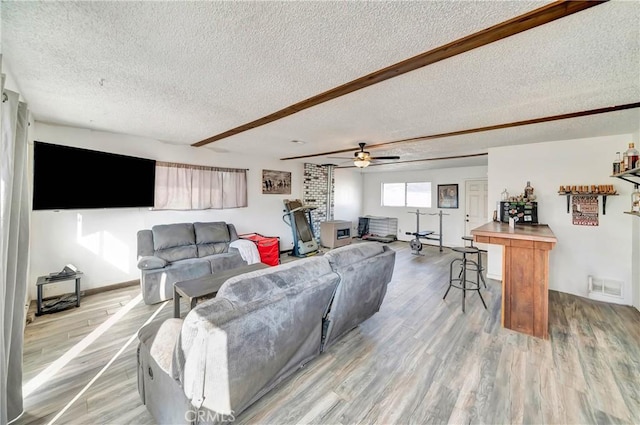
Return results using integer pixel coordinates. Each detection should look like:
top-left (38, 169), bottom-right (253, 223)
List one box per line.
top-left (173, 262), bottom-right (268, 318)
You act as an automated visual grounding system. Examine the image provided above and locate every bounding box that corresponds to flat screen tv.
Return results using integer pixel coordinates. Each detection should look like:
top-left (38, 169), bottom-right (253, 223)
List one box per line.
top-left (33, 141), bottom-right (156, 210)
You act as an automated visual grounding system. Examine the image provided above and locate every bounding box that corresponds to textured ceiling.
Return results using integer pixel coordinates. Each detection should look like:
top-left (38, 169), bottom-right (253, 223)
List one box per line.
top-left (2, 1), bottom-right (639, 172)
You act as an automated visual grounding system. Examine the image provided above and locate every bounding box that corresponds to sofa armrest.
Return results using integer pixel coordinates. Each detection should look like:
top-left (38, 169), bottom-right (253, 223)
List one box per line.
top-left (139, 318), bottom-right (183, 375)
top-left (137, 256), bottom-right (168, 270)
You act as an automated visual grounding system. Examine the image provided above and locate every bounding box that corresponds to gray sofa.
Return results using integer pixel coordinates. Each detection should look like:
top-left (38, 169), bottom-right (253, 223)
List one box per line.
top-left (137, 222), bottom-right (247, 305)
top-left (137, 242), bottom-right (395, 424)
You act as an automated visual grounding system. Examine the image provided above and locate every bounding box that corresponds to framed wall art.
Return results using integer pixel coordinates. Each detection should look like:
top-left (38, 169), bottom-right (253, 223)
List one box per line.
top-left (437, 184), bottom-right (458, 209)
top-left (262, 169), bottom-right (291, 194)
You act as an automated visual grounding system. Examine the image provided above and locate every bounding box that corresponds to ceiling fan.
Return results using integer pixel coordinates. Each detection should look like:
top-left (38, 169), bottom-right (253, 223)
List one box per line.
top-left (329, 142), bottom-right (400, 168)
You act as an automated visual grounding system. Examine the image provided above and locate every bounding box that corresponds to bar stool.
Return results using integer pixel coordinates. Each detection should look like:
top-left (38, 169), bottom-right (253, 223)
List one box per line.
top-left (461, 236), bottom-right (487, 288)
top-left (461, 235), bottom-right (475, 247)
top-left (443, 246), bottom-right (487, 313)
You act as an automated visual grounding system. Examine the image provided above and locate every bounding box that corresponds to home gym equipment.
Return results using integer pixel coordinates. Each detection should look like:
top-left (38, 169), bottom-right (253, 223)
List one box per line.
top-left (425, 210), bottom-right (449, 252)
top-left (282, 199), bottom-right (319, 257)
top-left (405, 210), bottom-right (449, 254)
top-left (427, 211), bottom-right (449, 252)
top-left (405, 209), bottom-right (434, 256)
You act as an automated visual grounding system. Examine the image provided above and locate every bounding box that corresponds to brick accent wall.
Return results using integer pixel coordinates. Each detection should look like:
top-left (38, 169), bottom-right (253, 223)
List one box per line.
top-left (303, 163), bottom-right (335, 238)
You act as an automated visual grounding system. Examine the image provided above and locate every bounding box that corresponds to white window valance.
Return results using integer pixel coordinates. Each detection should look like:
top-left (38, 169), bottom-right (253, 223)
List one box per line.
top-left (154, 162), bottom-right (247, 210)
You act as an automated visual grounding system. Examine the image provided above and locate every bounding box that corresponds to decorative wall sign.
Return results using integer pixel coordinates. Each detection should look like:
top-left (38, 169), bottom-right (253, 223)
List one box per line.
top-left (262, 169), bottom-right (291, 194)
top-left (572, 195), bottom-right (599, 226)
top-left (437, 184), bottom-right (458, 209)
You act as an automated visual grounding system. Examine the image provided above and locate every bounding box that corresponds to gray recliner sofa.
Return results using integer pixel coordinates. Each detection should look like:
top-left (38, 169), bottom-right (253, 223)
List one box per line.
top-left (136, 242), bottom-right (395, 424)
top-left (137, 222), bottom-right (247, 305)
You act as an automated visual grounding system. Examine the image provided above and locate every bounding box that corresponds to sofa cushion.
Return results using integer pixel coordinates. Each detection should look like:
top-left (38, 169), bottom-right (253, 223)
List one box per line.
top-left (152, 223), bottom-right (195, 250)
top-left (218, 256), bottom-right (333, 304)
top-left (194, 222), bottom-right (230, 244)
top-left (152, 223), bottom-right (196, 262)
top-left (195, 222), bottom-right (231, 257)
top-left (154, 245), bottom-right (198, 263)
top-left (197, 242), bottom-right (229, 257)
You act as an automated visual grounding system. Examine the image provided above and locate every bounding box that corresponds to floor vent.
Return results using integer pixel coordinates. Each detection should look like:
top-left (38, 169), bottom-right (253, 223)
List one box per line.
top-left (588, 275), bottom-right (624, 302)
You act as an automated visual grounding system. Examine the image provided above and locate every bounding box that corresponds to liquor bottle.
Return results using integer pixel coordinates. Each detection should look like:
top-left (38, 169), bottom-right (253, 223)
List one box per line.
top-left (625, 143), bottom-right (639, 170)
top-left (622, 150), bottom-right (628, 172)
top-left (524, 181), bottom-right (534, 200)
top-left (613, 152), bottom-right (621, 174)
top-left (633, 185), bottom-right (640, 213)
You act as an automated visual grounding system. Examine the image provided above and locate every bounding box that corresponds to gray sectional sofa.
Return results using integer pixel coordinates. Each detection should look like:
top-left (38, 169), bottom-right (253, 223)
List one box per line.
top-left (137, 242), bottom-right (396, 424)
top-left (137, 222), bottom-right (247, 305)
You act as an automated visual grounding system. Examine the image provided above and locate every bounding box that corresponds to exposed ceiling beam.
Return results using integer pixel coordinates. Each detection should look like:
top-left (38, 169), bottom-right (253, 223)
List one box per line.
top-left (192, 0), bottom-right (607, 148)
top-left (336, 152), bottom-right (488, 169)
top-left (281, 102), bottom-right (640, 160)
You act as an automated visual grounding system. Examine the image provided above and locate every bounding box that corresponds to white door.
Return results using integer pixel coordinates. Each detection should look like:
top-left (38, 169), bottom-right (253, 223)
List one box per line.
top-left (465, 180), bottom-right (488, 247)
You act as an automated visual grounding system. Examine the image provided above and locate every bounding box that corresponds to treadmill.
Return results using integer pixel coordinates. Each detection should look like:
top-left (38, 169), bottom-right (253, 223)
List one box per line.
top-left (283, 199), bottom-right (319, 257)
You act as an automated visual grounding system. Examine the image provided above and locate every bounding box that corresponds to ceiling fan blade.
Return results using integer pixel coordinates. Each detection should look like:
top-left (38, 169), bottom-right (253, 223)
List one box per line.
top-left (370, 156), bottom-right (401, 160)
top-left (327, 156), bottom-right (353, 160)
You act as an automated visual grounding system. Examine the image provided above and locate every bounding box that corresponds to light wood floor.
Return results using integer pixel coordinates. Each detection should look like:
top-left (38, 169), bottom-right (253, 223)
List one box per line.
top-left (17, 242), bottom-right (640, 424)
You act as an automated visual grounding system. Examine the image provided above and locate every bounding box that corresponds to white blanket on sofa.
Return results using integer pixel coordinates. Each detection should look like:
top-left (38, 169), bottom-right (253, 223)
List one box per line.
top-left (230, 239), bottom-right (261, 265)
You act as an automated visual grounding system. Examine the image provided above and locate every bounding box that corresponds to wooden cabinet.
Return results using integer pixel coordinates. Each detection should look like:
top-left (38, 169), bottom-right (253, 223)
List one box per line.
top-left (472, 222), bottom-right (557, 339)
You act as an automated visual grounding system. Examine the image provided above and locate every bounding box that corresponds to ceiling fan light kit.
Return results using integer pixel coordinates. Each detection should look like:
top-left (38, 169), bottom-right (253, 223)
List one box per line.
top-left (354, 159), bottom-right (370, 168)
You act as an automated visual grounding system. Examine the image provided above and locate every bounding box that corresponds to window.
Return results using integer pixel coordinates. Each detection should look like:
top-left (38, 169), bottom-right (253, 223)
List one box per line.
top-left (382, 182), bottom-right (432, 207)
top-left (154, 162), bottom-right (247, 210)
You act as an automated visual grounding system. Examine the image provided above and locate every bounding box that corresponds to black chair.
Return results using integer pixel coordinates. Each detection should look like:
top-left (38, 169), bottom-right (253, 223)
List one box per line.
top-left (443, 246), bottom-right (487, 313)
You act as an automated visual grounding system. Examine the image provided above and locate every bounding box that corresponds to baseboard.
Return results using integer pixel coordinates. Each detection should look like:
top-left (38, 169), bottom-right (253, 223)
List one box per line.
top-left (83, 279), bottom-right (139, 296)
top-left (487, 272), bottom-right (502, 281)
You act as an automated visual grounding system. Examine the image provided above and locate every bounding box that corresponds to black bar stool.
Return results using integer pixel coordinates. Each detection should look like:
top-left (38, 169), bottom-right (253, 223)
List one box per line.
top-left (443, 246), bottom-right (487, 313)
top-left (461, 236), bottom-right (487, 288)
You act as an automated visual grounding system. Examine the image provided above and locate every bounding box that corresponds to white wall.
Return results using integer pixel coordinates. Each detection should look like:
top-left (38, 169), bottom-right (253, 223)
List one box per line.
top-left (632, 131), bottom-right (640, 310)
top-left (333, 168), bottom-right (363, 236)
top-left (488, 134), bottom-right (635, 306)
top-left (30, 123), bottom-right (306, 298)
top-left (362, 166), bottom-right (488, 247)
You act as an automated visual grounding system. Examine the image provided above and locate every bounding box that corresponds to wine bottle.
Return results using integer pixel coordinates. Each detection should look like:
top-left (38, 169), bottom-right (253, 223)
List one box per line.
top-left (613, 152), bottom-right (621, 174)
top-left (633, 185), bottom-right (640, 213)
top-left (524, 181), bottom-right (534, 200)
top-left (625, 143), bottom-right (639, 170)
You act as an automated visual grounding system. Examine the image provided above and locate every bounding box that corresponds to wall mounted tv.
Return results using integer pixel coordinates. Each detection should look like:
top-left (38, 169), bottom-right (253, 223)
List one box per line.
top-left (33, 141), bottom-right (156, 210)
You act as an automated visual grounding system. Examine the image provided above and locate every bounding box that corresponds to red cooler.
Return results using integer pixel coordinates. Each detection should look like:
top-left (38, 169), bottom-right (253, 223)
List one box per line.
top-left (239, 233), bottom-right (281, 266)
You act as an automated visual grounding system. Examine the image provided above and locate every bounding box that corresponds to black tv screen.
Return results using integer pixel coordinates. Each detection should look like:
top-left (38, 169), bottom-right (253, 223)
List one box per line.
top-left (33, 141), bottom-right (156, 210)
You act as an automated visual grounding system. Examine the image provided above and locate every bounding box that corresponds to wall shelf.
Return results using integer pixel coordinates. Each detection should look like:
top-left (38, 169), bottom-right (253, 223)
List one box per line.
top-left (612, 167), bottom-right (640, 216)
top-left (612, 166), bottom-right (640, 185)
top-left (558, 193), bottom-right (617, 215)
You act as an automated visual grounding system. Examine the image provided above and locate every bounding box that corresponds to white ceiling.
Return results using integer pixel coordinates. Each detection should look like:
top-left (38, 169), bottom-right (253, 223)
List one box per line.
top-left (2, 1), bottom-right (639, 172)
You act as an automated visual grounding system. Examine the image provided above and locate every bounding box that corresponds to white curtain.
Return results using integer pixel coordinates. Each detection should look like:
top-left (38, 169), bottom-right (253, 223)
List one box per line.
top-left (154, 162), bottom-right (247, 210)
top-left (1, 78), bottom-right (31, 424)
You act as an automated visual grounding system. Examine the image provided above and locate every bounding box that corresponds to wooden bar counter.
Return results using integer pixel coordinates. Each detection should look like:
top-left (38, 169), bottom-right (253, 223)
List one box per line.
top-left (471, 222), bottom-right (557, 339)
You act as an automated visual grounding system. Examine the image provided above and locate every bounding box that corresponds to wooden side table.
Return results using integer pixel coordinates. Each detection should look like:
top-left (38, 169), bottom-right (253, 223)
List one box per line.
top-left (36, 272), bottom-right (83, 316)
